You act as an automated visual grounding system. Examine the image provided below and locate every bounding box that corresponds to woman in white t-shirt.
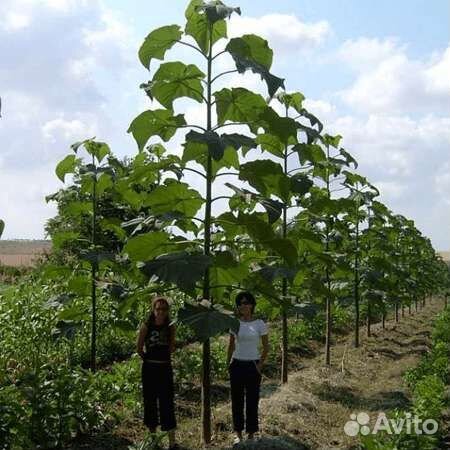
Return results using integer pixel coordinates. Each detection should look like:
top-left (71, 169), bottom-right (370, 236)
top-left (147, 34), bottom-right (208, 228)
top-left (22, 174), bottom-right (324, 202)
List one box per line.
top-left (227, 291), bottom-right (269, 444)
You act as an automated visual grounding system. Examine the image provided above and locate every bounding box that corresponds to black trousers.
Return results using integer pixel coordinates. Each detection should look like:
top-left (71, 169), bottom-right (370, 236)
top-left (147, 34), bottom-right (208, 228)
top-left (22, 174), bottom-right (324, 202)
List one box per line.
top-left (229, 359), bottom-right (262, 433)
top-left (142, 360), bottom-right (177, 431)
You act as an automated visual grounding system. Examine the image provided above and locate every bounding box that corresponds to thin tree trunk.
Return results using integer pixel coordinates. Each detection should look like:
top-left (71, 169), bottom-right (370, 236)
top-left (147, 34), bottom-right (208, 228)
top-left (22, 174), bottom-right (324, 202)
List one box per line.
top-left (90, 154), bottom-right (97, 372)
top-left (324, 151), bottom-right (332, 366)
top-left (354, 216), bottom-right (360, 347)
top-left (281, 306), bottom-right (288, 383)
top-left (201, 25), bottom-right (213, 444)
top-left (281, 120), bottom-right (289, 383)
top-left (395, 301), bottom-right (399, 323)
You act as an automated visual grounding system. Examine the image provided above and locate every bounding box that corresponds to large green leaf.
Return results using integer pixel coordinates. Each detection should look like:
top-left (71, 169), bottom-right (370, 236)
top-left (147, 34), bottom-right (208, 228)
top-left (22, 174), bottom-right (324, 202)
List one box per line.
top-left (239, 213), bottom-right (298, 266)
top-left (323, 133), bottom-right (342, 148)
top-left (257, 107), bottom-right (298, 144)
top-left (214, 87), bottom-right (267, 127)
top-left (84, 141), bottom-right (110, 162)
top-left (257, 265), bottom-right (297, 283)
top-left (339, 147), bottom-right (358, 169)
top-left (178, 302), bottom-right (239, 341)
top-left (185, 130), bottom-right (226, 160)
top-left (294, 143), bottom-right (326, 165)
top-left (221, 133), bottom-right (256, 154)
top-left (56, 154), bottom-right (78, 182)
top-left (227, 34), bottom-right (273, 70)
top-left (184, 130), bottom-right (255, 161)
top-left (290, 173), bottom-right (313, 197)
top-left (63, 201), bottom-right (91, 217)
top-left (182, 139), bottom-right (240, 177)
top-left (52, 230), bottom-right (80, 249)
top-left (198, 1), bottom-right (241, 23)
top-left (144, 180), bottom-right (203, 217)
top-left (225, 183), bottom-right (283, 223)
top-left (138, 25), bottom-right (183, 69)
top-left (298, 109), bottom-right (323, 133)
top-left (139, 251), bottom-right (212, 292)
top-left (128, 109), bottom-right (186, 151)
top-left (185, 0), bottom-right (227, 53)
top-left (226, 34), bottom-right (285, 97)
top-left (115, 179), bottom-right (145, 210)
top-left (275, 91), bottom-right (305, 114)
top-left (209, 251), bottom-right (248, 297)
top-left (255, 133), bottom-right (284, 158)
top-left (239, 159), bottom-right (289, 202)
top-left (67, 276), bottom-right (91, 297)
top-left (123, 231), bottom-right (171, 262)
top-left (149, 61), bottom-right (205, 109)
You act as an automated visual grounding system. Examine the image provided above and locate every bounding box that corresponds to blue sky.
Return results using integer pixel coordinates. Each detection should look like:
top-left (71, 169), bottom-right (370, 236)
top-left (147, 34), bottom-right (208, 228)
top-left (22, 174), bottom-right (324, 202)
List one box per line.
top-left (0, 0), bottom-right (449, 250)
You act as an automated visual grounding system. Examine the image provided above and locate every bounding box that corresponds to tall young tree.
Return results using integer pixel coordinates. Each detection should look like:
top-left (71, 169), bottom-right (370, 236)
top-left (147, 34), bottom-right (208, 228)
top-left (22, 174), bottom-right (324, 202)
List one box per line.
top-left (125, 1), bottom-right (300, 442)
top-left (342, 172), bottom-right (379, 346)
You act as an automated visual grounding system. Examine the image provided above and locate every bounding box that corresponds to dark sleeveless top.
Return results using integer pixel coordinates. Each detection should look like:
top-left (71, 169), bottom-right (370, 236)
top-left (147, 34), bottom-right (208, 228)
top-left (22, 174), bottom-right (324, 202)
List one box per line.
top-left (144, 316), bottom-right (172, 362)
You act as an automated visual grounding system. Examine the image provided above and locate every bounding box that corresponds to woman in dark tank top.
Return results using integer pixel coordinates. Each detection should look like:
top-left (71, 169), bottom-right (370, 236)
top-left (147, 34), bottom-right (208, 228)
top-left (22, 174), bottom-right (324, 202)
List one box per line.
top-left (137, 296), bottom-right (179, 449)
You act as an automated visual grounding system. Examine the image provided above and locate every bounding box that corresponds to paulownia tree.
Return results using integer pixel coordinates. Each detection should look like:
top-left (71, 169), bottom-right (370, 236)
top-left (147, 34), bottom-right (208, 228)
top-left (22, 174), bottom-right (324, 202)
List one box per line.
top-left (298, 133), bottom-right (358, 365)
top-left (125, 0), bottom-right (303, 442)
top-left (341, 172), bottom-right (379, 346)
top-left (50, 139), bottom-right (115, 371)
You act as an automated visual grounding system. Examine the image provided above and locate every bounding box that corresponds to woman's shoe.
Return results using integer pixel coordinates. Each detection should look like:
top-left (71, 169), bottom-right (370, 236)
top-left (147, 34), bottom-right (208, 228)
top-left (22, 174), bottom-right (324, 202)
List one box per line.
top-left (232, 436), bottom-right (242, 447)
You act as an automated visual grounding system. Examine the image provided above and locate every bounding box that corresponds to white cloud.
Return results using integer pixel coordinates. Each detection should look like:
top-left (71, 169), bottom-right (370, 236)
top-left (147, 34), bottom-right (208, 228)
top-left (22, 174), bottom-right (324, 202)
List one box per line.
top-left (434, 162), bottom-right (450, 205)
top-left (338, 39), bottom-right (450, 114)
top-left (324, 112), bottom-right (450, 249)
top-left (81, 8), bottom-right (136, 71)
top-left (228, 14), bottom-right (331, 54)
top-left (3, 12), bottom-right (32, 31)
top-left (42, 117), bottom-right (97, 143)
top-left (337, 37), bottom-right (404, 72)
top-left (43, 0), bottom-right (91, 13)
top-left (373, 181), bottom-right (407, 200)
top-left (425, 46), bottom-right (450, 95)
top-left (329, 114), bottom-right (450, 178)
top-left (0, 0), bottom-right (140, 238)
top-left (0, 165), bottom-right (59, 239)
top-left (303, 99), bottom-right (337, 122)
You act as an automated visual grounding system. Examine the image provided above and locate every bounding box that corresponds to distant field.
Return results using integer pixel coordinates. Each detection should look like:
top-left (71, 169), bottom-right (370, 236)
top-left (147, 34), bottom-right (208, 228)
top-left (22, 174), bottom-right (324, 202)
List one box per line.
top-left (0, 240), bottom-right (52, 267)
top-left (439, 251), bottom-right (450, 262)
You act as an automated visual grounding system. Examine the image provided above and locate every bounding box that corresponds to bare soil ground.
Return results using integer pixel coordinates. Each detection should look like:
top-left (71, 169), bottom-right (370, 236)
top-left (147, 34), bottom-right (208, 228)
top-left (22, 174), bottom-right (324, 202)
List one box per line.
top-left (68, 299), bottom-right (447, 450)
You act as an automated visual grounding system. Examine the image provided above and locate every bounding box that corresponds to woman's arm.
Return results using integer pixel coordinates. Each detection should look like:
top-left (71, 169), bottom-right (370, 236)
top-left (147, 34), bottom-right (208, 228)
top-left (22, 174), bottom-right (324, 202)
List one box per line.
top-left (169, 324), bottom-right (176, 353)
top-left (227, 333), bottom-right (235, 365)
top-left (136, 323), bottom-right (148, 359)
top-left (260, 334), bottom-right (269, 365)
top-left (257, 330), bottom-right (269, 373)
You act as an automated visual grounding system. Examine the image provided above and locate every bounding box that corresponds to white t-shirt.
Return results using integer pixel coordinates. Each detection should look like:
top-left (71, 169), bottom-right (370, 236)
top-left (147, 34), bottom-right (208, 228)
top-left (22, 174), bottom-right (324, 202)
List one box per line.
top-left (230, 319), bottom-right (268, 360)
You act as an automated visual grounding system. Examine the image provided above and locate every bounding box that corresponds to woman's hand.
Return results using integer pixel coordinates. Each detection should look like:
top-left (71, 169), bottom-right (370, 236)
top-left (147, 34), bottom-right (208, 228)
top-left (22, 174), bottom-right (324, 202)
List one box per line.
top-left (255, 361), bottom-right (263, 374)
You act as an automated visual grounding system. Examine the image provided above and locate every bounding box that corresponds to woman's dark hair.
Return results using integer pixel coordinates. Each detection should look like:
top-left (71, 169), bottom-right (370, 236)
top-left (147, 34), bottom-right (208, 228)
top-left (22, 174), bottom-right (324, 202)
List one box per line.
top-left (235, 291), bottom-right (256, 314)
top-left (147, 296), bottom-right (171, 326)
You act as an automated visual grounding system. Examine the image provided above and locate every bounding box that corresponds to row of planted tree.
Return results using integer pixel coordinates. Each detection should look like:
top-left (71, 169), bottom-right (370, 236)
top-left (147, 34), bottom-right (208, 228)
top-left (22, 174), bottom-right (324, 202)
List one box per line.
top-left (43, 1), bottom-right (450, 444)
